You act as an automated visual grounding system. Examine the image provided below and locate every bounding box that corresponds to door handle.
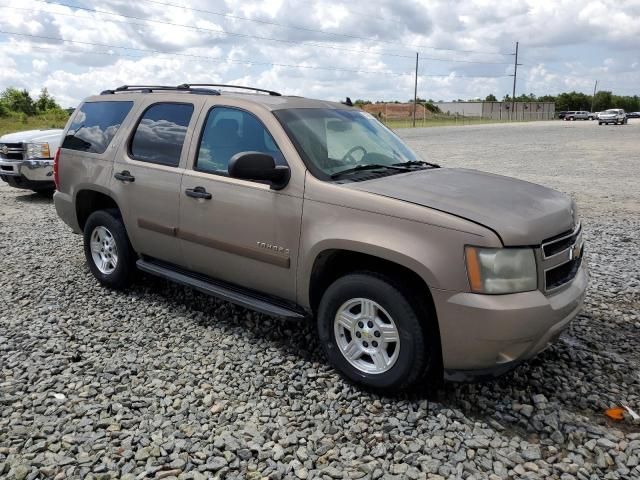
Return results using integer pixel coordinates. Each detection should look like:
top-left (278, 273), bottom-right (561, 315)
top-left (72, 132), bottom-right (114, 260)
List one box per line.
top-left (114, 170), bottom-right (135, 182)
top-left (185, 186), bottom-right (212, 200)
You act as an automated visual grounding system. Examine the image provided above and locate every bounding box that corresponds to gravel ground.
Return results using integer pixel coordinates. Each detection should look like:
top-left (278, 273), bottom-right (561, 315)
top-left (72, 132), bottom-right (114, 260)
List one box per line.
top-left (1, 120), bottom-right (639, 480)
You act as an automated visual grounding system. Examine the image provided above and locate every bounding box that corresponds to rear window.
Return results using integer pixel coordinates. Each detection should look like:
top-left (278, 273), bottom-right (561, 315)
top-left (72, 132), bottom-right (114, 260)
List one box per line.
top-left (129, 103), bottom-right (194, 167)
top-left (62, 101), bottom-right (133, 154)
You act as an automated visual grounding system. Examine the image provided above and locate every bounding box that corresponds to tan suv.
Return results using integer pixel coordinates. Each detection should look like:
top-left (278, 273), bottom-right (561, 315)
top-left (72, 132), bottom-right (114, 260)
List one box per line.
top-left (54, 84), bottom-right (587, 391)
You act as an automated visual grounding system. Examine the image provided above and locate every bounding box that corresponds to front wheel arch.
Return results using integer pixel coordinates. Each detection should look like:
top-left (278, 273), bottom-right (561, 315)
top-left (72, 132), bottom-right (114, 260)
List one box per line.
top-left (307, 249), bottom-right (443, 379)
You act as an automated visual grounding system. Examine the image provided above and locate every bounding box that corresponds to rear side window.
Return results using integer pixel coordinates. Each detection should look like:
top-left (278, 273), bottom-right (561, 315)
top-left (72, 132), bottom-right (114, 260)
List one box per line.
top-left (195, 107), bottom-right (283, 175)
top-left (130, 103), bottom-right (194, 167)
top-left (62, 101), bottom-right (133, 154)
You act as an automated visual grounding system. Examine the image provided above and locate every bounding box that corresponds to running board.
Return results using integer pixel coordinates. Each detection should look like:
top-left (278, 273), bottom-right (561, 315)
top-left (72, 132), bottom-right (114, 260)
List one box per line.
top-left (136, 259), bottom-right (307, 320)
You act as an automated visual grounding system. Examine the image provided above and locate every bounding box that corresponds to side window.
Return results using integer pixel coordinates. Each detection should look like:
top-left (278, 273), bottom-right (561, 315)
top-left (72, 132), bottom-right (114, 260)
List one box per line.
top-left (62, 101), bottom-right (133, 154)
top-left (196, 107), bottom-right (283, 175)
top-left (130, 103), bottom-right (194, 167)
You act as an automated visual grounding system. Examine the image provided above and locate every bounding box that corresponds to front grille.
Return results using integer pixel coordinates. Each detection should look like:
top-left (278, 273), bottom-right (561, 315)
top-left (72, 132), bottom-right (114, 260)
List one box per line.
top-left (542, 224), bottom-right (584, 291)
top-left (545, 246), bottom-right (583, 290)
top-left (0, 142), bottom-right (25, 160)
top-left (542, 224), bottom-right (581, 258)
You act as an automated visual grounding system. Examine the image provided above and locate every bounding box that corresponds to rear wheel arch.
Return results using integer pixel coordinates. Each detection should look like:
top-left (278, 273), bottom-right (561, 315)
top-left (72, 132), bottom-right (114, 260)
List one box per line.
top-left (75, 189), bottom-right (122, 231)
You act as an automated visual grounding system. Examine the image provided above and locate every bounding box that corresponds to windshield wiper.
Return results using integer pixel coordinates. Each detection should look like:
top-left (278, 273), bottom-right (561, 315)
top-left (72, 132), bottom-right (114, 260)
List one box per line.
top-left (330, 163), bottom-right (407, 179)
top-left (392, 160), bottom-right (440, 169)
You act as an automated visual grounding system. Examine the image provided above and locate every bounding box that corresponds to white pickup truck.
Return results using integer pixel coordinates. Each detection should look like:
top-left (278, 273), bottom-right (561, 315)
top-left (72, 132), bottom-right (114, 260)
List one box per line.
top-left (598, 109), bottom-right (627, 125)
top-left (0, 129), bottom-right (63, 193)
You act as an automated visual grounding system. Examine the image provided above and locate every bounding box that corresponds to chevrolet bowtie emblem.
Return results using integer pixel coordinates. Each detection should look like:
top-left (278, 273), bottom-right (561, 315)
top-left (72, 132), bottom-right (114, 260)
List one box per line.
top-left (570, 242), bottom-right (582, 260)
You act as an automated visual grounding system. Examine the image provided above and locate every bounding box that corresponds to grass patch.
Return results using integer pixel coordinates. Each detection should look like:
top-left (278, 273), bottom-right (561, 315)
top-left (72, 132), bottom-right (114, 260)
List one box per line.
top-left (0, 112), bottom-right (69, 136)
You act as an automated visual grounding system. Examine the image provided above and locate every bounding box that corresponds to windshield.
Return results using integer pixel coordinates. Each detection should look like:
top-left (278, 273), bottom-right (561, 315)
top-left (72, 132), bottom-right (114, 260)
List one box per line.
top-left (604, 109), bottom-right (619, 114)
top-left (273, 108), bottom-right (423, 179)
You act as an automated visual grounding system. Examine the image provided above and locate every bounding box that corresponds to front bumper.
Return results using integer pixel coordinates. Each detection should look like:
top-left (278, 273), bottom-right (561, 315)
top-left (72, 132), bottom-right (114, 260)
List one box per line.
top-left (433, 263), bottom-right (588, 380)
top-left (0, 158), bottom-right (54, 183)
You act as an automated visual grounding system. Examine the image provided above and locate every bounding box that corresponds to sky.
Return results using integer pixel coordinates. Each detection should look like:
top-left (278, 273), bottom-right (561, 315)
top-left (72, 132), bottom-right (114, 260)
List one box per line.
top-left (0, 0), bottom-right (638, 107)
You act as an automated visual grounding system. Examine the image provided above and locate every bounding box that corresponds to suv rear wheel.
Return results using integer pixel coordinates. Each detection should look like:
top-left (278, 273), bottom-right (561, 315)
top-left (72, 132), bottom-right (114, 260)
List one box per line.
top-left (83, 209), bottom-right (135, 289)
top-left (317, 272), bottom-right (434, 392)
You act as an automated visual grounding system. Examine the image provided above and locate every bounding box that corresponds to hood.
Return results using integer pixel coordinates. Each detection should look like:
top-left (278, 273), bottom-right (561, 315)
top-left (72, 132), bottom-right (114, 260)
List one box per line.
top-left (0, 129), bottom-right (63, 144)
top-left (348, 168), bottom-right (576, 246)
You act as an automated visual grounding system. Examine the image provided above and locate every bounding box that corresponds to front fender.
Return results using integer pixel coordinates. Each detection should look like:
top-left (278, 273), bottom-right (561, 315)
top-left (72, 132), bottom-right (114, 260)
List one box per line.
top-left (296, 197), bottom-right (500, 308)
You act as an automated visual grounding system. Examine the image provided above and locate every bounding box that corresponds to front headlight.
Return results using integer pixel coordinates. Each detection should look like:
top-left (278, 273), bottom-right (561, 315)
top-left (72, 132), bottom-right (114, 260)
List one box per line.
top-left (465, 246), bottom-right (537, 294)
top-left (26, 142), bottom-right (51, 159)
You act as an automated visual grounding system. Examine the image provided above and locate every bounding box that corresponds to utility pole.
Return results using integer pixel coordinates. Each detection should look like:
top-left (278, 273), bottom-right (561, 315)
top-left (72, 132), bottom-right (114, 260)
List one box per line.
top-left (591, 80), bottom-right (598, 112)
top-left (510, 41), bottom-right (519, 121)
top-left (413, 52), bottom-right (419, 127)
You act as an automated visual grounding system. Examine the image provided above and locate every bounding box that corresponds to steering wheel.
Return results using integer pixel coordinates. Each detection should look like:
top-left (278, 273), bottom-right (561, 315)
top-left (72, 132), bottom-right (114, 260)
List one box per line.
top-left (341, 146), bottom-right (367, 164)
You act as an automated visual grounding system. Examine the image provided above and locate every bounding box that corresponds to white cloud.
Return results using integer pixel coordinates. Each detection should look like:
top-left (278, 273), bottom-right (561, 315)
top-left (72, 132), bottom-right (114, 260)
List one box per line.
top-left (32, 59), bottom-right (48, 72)
top-left (0, 0), bottom-right (638, 106)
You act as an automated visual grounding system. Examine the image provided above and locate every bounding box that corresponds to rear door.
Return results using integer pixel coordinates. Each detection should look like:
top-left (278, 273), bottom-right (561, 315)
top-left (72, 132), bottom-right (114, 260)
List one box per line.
top-left (110, 98), bottom-right (205, 266)
top-left (177, 104), bottom-right (304, 301)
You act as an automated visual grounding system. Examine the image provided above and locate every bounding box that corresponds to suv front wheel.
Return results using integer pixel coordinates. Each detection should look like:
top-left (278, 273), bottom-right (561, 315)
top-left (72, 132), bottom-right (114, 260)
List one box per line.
top-left (317, 273), bottom-right (434, 392)
top-left (83, 209), bottom-right (135, 289)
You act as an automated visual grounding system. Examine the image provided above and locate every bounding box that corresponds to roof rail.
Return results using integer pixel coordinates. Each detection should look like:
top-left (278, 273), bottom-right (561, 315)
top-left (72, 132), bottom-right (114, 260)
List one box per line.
top-left (100, 85), bottom-right (221, 95)
top-left (177, 83), bottom-right (282, 96)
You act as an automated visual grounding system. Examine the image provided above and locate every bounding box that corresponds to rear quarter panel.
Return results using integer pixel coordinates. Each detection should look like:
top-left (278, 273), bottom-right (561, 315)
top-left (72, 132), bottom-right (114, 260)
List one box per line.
top-left (56, 98), bottom-right (144, 231)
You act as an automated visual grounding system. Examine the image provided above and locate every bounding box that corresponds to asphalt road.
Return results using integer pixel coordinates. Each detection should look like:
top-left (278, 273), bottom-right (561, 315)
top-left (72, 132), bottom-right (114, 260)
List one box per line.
top-left (399, 118), bottom-right (640, 216)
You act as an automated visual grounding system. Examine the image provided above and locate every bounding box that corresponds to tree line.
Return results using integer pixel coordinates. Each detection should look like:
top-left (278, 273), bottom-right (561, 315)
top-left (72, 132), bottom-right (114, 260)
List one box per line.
top-left (0, 87), bottom-right (65, 117)
top-left (354, 91), bottom-right (640, 113)
top-left (487, 91), bottom-right (639, 113)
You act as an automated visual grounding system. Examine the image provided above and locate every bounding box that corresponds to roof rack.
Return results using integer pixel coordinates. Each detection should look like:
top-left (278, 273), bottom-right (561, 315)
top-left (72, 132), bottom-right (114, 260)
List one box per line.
top-left (177, 83), bottom-right (282, 96)
top-left (100, 85), bottom-right (221, 95)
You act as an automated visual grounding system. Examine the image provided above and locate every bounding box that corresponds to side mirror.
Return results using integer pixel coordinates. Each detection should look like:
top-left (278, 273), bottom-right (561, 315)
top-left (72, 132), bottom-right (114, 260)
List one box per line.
top-left (228, 151), bottom-right (290, 190)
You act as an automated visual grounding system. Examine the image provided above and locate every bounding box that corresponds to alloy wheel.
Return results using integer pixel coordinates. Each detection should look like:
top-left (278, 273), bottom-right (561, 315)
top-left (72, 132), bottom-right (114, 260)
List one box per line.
top-left (333, 298), bottom-right (400, 374)
top-left (90, 226), bottom-right (118, 275)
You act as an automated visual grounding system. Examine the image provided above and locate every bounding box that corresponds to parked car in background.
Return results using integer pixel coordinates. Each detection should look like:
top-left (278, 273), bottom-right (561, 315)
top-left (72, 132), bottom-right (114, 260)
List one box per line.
top-left (598, 109), bottom-right (627, 125)
top-left (0, 129), bottom-right (63, 193)
top-left (557, 111), bottom-right (568, 119)
top-left (626, 112), bottom-right (640, 118)
top-left (54, 84), bottom-right (587, 391)
top-left (564, 111), bottom-right (591, 121)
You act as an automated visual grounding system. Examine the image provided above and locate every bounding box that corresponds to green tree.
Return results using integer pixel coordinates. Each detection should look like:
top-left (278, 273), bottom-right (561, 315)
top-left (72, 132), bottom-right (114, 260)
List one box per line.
top-left (554, 91), bottom-right (591, 111)
top-left (485, 94), bottom-right (497, 101)
top-left (35, 88), bottom-right (61, 113)
top-left (0, 87), bottom-right (36, 115)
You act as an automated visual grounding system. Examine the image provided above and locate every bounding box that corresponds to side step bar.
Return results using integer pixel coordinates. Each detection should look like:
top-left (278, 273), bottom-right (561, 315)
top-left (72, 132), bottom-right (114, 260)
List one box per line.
top-left (136, 259), bottom-right (307, 320)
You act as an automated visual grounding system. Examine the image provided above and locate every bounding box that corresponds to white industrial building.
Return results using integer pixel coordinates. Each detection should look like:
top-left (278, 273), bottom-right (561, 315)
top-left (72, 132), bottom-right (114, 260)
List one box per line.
top-left (435, 101), bottom-right (555, 120)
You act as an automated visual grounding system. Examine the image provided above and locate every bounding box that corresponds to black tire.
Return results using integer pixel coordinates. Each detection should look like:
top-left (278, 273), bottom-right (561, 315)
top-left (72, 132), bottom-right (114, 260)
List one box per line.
top-left (317, 272), bottom-right (437, 393)
top-left (83, 209), bottom-right (136, 289)
top-left (598, 122), bottom-right (602, 125)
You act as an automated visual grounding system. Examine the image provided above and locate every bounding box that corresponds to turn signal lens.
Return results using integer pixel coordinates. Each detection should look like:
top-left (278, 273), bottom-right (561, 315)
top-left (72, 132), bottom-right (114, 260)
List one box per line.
top-left (465, 246), bottom-right (483, 292)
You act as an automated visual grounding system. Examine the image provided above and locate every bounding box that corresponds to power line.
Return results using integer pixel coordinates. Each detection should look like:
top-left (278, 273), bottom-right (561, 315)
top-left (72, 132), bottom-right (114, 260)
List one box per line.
top-left (138, 0), bottom-right (513, 56)
top-left (0, 30), bottom-right (513, 79)
top-left (30, 0), bottom-right (515, 61)
top-left (140, 0), bottom-right (409, 40)
top-left (13, 2), bottom-right (412, 60)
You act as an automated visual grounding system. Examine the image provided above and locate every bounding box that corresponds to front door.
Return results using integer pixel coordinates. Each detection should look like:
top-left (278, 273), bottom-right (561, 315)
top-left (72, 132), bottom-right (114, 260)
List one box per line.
top-left (111, 100), bottom-right (202, 266)
top-left (178, 105), bottom-right (303, 301)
